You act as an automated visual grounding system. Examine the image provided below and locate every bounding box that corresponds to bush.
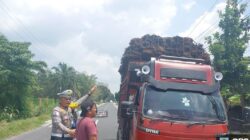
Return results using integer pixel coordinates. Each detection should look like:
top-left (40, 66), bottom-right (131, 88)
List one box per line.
top-left (0, 97), bottom-right (57, 121)
top-left (0, 106), bottom-right (19, 122)
top-left (28, 97), bottom-right (57, 116)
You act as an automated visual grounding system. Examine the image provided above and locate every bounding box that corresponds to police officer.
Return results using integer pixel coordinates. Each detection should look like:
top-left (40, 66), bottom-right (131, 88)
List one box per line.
top-left (51, 90), bottom-right (76, 140)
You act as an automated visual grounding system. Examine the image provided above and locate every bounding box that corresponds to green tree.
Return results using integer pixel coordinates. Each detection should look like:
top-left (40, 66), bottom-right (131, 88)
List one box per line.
top-left (0, 33), bottom-right (113, 119)
top-left (49, 63), bottom-right (99, 99)
top-left (92, 84), bottom-right (114, 102)
top-left (206, 0), bottom-right (250, 106)
top-left (34, 68), bottom-right (55, 98)
top-left (51, 63), bottom-right (77, 97)
top-left (75, 73), bottom-right (97, 97)
top-left (114, 92), bottom-right (120, 102)
top-left (0, 34), bottom-right (46, 118)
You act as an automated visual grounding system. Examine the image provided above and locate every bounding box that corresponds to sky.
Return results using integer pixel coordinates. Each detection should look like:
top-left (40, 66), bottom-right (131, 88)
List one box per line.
top-left (0, 0), bottom-right (249, 93)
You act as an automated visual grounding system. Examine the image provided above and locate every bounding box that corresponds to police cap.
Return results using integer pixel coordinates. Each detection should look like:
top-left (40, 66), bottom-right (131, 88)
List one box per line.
top-left (57, 89), bottom-right (73, 98)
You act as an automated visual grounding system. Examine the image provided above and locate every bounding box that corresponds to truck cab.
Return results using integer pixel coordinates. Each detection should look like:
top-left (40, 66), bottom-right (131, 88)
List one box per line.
top-left (117, 56), bottom-right (228, 140)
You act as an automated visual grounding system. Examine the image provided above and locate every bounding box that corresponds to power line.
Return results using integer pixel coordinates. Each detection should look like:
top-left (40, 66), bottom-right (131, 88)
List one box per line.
top-left (200, 28), bottom-right (220, 50)
top-left (197, 12), bottom-right (250, 44)
top-left (198, 3), bottom-right (250, 51)
top-left (0, 8), bottom-right (29, 42)
top-left (187, 0), bottom-right (218, 37)
top-left (0, 4), bottom-right (43, 55)
top-left (238, 0), bottom-right (245, 4)
top-left (195, 21), bottom-right (218, 41)
top-left (195, 0), bottom-right (250, 44)
top-left (0, 0), bottom-right (49, 48)
top-left (191, 0), bottom-right (250, 54)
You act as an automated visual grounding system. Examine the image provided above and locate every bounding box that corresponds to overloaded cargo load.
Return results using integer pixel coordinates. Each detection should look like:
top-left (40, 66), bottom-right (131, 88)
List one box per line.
top-left (119, 34), bottom-right (211, 80)
top-left (117, 35), bottom-right (228, 140)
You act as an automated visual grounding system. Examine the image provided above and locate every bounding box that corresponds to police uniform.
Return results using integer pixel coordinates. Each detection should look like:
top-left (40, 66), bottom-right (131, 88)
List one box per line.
top-left (51, 90), bottom-right (76, 140)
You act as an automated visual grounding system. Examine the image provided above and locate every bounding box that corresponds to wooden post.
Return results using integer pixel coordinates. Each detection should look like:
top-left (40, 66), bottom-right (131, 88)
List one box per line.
top-left (46, 97), bottom-right (49, 112)
top-left (39, 97), bottom-right (42, 113)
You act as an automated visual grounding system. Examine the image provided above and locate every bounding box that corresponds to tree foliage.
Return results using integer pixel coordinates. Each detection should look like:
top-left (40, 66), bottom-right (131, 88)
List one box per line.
top-left (0, 35), bottom-right (46, 117)
top-left (51, 63), bottom-right (77, 96)
top-left (92, 83), bottom-right (115, 103)
top-left (206, 0), bottom-right (250, 106)
top-left (75, 73), bottom-right (97, 97)
top-left (0, 34), bottom-right (114, 120)
top-left (114, 92), bottom-right (120, 102)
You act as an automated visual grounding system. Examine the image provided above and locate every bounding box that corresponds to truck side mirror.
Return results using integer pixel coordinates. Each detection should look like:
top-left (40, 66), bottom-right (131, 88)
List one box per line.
top-left (121, 101), bottom-right (134, 119)
top-left (134, 89), bottom-right (140, 106)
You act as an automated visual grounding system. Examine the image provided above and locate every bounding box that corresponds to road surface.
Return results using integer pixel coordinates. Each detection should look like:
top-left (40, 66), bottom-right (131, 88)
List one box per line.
top-left (7, 102), bottom-right (118, 140)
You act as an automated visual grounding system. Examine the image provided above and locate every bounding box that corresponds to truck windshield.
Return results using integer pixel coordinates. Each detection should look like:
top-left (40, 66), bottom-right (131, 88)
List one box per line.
top-left (142, 86), bottom-right (226, 122)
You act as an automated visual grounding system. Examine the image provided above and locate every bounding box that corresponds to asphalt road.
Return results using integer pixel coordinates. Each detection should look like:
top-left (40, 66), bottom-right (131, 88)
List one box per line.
top-left (96, 102), bottom-right (118, 140)
top-left (7, 102), bottom-right (118, 140)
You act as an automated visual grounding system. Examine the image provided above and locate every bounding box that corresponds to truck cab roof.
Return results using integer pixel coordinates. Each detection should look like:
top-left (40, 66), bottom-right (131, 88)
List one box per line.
top-left (154, 59), bottom-right (214, 85)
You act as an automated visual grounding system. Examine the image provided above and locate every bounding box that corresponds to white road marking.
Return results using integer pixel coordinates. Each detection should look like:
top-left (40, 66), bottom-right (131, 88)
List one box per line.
top-left (112, 103), bottom-right (118, 109)
top-left (42, 120), bottom-right (52, 127)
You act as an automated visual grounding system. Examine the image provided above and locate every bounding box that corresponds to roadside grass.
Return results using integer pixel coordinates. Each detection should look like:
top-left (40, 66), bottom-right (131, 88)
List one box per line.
top-left (0, 98), bottom-right (56, 140)
top-left (0, 114), bottom-right (50, 139)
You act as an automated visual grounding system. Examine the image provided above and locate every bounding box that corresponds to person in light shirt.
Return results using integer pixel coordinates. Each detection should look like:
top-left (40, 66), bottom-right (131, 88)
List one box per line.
top-left (51, 90), bottom-right (76, 140)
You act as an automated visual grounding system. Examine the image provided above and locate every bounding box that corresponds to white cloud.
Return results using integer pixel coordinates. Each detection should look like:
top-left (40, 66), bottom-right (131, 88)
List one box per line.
top-left (0, 0), bottom-right (114, 32)
top-left (180, 2), bottom-right (226, 43)
top-left (1, 0), bottom-right (178, 93)
top-left (31, 33), bottom-right (120, 93)
top-left (5, 0), bottom-right (246, 93)
top-left (12, 0), bottom-right (113, 15)
top-left (183, 1), bottom-right (196, 11)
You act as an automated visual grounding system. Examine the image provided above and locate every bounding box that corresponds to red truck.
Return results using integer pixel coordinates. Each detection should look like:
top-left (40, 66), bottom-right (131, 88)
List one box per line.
top-left (117, 36), bottom-right (228, 140)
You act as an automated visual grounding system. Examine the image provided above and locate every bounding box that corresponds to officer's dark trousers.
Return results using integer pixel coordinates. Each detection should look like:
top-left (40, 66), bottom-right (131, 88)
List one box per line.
top-left (50, 136), bottom-right (73, 140)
